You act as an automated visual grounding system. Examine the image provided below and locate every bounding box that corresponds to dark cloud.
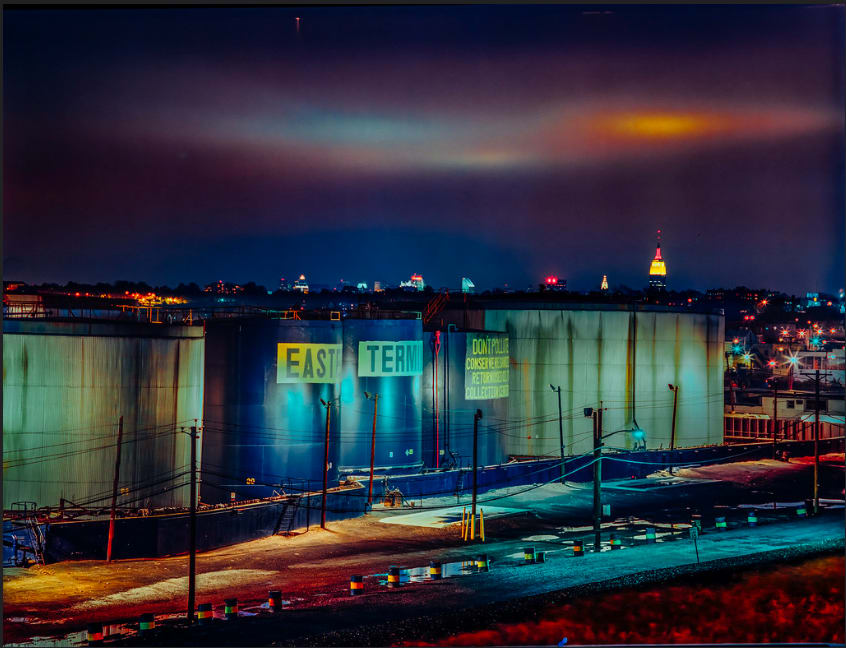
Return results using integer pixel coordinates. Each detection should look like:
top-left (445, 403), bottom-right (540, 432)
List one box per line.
top-left (3, 5), bottom-right (843, 293)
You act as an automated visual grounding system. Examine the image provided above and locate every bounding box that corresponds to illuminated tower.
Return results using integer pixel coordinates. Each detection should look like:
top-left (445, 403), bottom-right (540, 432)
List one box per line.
top-left (648, 230), bottom-right (667, 290)
top-left (600, 274), bottom-right (609, 292)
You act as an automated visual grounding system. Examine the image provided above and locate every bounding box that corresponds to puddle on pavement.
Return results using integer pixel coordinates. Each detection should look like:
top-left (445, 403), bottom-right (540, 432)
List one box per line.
top-left (372, 560), bottom-right (479, 585)
top-left (7, 630), bottom-right (88, 647)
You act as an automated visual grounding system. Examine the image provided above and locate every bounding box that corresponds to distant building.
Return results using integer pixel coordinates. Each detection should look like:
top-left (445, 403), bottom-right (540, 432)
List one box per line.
top-left (542, 275), bottom-right (567, 291)
top-left (204, 280), bottom-right (244, 295)
top-left (293, 274), bottom-right (309, 294)
top-left (461, 277), bottom-right (475, 294)
top-left (279, 277), bottom-right (291, 291)
top-left (356, 282), bottom-right (368, 292)
top-left (373, 281), bottom-right (383, 293)
top-left (400, 274), bottom-right (425, 291)
top-left (600, 274), bottom-right (609, 292)
top-left (806, 292), bottom-right (821, 308)
top-left (648, 230), bottom-right (667, 290)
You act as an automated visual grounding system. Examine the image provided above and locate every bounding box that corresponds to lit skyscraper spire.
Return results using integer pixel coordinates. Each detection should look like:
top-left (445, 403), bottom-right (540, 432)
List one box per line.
top-left (600, 274), bottom-right (609, 292)
top-left (648, 229), bottom-right (667, 290)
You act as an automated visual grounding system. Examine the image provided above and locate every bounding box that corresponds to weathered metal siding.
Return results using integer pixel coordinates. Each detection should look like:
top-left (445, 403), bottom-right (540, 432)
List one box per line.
top-left (339, 319), bottom-right (423, 472)
top-left (481, 308), bottom-right (724, 458)
top-left (201, 318), bottom-right (343, 503)
top-left (2, 321), bottom-right (204, 510)
top-left (421, 330), bottom-right (508, 469)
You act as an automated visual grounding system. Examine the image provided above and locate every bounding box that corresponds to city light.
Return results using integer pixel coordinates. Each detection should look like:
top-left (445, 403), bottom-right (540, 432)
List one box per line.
top-left (767, 360), bottom-right (776, 367)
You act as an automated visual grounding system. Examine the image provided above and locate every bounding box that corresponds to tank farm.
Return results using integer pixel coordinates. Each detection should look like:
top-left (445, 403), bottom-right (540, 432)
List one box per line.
top-left (3, 303), bottom-right (755, 562)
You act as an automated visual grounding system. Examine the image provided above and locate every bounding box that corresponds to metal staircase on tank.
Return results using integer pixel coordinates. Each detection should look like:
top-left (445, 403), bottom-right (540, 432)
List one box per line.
top-left (272, 497), bottom-right (301, 536)
top-left (423, 291), bottom-right (450, 325)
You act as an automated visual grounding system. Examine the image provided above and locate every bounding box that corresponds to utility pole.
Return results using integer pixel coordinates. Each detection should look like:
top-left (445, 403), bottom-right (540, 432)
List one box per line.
top-left (187, 425), bottom-right (197, 623)
top-left (813, 369), bottom-right (820, 514)
top-left (550, 385), bottom-right (565, 480)
top-left (471, 409), bottom-right (482, 535)
top-left (106, 416), bottom-right (124, 563)
top-left (320, 399), bottom-right (333, 529)
top-left (587, 406), bottom-right (602, 553)
top-left (772, 388), bottom-right (779, 461)
top-left (799, 369), bottom-right (828, 515)
top-left (668, 384), bottom-right (679, 475)
top-left (364, 392), bottom-right (379, 507)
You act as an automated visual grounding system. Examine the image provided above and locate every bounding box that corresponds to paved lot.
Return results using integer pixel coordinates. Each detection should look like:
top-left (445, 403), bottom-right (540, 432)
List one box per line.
top-left (3, 457), bottom-right (843, 646)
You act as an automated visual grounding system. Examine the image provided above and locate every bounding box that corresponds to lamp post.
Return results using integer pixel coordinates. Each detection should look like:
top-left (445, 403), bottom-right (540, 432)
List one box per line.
top-left (471, 409), bottom-right (482, 534)
top-left (668, 384), bottom-right (679, 475)
top-left (364, 391), bottom-right (379, 507)
top-left (549, 385), bottom-right (565, 480)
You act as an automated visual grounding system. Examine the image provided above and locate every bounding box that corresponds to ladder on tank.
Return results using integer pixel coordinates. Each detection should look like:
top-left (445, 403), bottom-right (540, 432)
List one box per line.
top-left (273, 497), bottom-right (301, 536)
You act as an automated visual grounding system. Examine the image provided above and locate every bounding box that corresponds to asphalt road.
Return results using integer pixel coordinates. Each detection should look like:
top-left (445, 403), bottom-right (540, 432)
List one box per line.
top-left (3, 458), bottom-right (843, 646)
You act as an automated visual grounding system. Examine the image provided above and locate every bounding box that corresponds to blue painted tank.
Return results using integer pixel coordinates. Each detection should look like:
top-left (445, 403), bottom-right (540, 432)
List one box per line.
top-left (338, 318), bottom-right (423, 473)
top-left (202, 317), bottom-right (343, 503)
top-left (422, 329), bottom-right (509, 470)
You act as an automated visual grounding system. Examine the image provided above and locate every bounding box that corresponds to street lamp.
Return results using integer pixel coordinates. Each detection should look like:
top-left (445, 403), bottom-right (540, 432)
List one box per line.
top-left (364, 391), bottom-right (379, 507)
top-left (549, 384), bottom-right (565, 479)
top-left (471, 409), bottom-right (483, 540)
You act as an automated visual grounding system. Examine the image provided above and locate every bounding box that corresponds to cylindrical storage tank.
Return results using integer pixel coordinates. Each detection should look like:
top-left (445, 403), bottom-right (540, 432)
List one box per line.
top-left (480, 306), bottom-right (724, 458)
top-left (338, 318), bottom-right (423, 473)
top-left (2, 319), bottom-right (205, 510)
top-left (422, 329), bottom-right (509, 469)
top-left (202, 317), bottom-right (342, 503)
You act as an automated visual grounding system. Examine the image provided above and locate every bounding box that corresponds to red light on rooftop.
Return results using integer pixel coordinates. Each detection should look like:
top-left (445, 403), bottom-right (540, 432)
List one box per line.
top-left (545, 275), bottom-right (558, 285)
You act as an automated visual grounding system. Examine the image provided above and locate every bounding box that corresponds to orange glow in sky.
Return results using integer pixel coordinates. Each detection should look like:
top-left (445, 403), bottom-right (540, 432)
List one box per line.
top-left (599, 112), bottom-right (728, 139)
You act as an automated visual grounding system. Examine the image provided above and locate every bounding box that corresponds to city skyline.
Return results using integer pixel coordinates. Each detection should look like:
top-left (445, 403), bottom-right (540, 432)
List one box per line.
top-left (3, 5), bottom-right (844, 293)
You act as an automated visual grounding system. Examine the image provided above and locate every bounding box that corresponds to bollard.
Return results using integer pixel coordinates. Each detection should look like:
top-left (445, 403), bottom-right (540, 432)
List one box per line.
top-left (461, 507), bottom-right (466, 537)
top-left (224, 598), bottom-right (238, 620)
top-left (87, 623), bottom-right (104, 646)
top-left (138, 613), bottom-right (155, 635)
top-left (387, 566), bottom-right (401, 588)
top-left (715, 516), bottom-right (727, 531)
top-left (796, 504), bottom-right (807, 518)
top-left (645, 527), bottom-right (657, 544)
top-left (480, 509), bottom-right (485, 543)
top-left (524, 546), bottom-right (535, 564)
top-left (268, 590), bottom-right (282, 613)
top-left (476, 554), bottom-right (489, 572)
top-left (747, 510), bottom-right (758, 527)
top-left (609, 534), bottom-right (622, 550)
top-left (573, 540), bottom-right (584, 557)
top-left (197, 602), bottom-right (213, 625)
top-left (805, 498), bottom-right (815, 516)
top-left (429, 561), bottom-right (442, 580)
top-left (536, 551), bottom-right (546, 563)
top-left (350, 574), bottom-right (363, 596)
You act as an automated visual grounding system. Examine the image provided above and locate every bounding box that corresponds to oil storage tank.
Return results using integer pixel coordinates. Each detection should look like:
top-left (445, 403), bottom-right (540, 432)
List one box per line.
top-left (422, 329), bottom-right (509, 470)
top-left (338, 316), bottom-right (423, 474)
top-left (202, 315), bottom-right (343, 503)
top-left (481, 305), bottom-right (724, 458)
top-left (2, 319), bottom-right (204, 510)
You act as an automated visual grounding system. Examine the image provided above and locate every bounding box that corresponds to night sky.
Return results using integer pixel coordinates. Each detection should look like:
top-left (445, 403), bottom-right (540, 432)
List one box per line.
top-left (3, 5), bottom-right (844, 293)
